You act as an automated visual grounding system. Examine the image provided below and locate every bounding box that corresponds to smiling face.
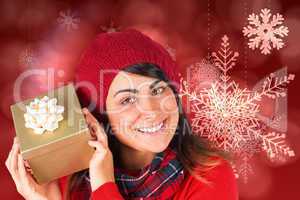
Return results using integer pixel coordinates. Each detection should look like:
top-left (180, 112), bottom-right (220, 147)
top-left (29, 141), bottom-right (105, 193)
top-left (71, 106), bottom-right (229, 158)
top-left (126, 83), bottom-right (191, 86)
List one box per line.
top-left (105, 71), bottom-right (179, 153)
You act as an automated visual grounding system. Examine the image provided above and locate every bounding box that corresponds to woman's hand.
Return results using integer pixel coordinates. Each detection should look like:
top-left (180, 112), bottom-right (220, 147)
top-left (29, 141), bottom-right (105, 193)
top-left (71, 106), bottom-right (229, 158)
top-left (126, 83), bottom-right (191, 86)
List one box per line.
top-left (82, 108), bottom-right (115, 192)
top-left (5, 137), bottom-right (62, 200)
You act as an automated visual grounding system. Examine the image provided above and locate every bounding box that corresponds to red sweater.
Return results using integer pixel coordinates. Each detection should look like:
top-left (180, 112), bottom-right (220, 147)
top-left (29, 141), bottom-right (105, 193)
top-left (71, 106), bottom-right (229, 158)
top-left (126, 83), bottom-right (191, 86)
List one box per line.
top-left (59, 161), bottom-right (238, 200)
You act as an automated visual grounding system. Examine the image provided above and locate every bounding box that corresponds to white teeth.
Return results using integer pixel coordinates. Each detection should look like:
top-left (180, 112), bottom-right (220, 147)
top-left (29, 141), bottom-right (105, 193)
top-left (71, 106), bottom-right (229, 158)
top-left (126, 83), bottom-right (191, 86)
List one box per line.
top-left (137, 122), bottom-right (164, 133)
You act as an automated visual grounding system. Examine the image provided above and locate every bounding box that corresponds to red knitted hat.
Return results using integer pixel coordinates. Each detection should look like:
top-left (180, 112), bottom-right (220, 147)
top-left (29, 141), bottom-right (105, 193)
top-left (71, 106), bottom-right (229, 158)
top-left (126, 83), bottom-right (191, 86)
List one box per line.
top-left (75, 29), bottom-right (180, 113)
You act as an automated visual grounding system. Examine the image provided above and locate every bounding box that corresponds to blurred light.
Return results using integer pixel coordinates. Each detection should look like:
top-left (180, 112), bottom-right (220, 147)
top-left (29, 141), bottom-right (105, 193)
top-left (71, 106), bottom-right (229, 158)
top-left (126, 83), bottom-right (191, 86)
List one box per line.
top-left (0, 0), bottom-right (21, 30)
top-left (0, 84), bottom-right (14, 119)
top-left (80, 0), bottom-right (114, 26)
top-left (0, 41), bottom-right (27, 85)
top-left (120, 0), bottom-right (166, 27)
top-left (129, 25), bottom-right (167, 47)
top-left (227, 0), bottom-right (282, 30)
top-left (160, 0), bottom-right (198, 32)
top-left (16, 0), bottom-right (56, 31)
top-left (280, 14), bottom-right (300, 72)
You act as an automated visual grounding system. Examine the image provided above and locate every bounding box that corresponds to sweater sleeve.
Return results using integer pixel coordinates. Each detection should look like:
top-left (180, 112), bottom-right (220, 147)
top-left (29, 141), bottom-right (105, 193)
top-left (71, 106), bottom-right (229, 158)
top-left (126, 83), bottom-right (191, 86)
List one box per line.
top-left (59, 176), bottom-right (124, 200)
top-left (176, 160), bottom-right (238, 200)
top-left (199, 160), bottom-right (238, 200)
top-left (58, 176), bottom-right (68, 199)
top-left (91, 182), bottom-right (124, 200)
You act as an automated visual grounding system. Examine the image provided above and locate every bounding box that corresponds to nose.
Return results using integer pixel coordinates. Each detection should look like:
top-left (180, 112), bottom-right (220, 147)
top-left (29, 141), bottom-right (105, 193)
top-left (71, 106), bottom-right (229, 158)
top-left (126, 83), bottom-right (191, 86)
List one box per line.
top-left (143, 112), bottom-right (157, 121)
top-left (138, 95), bottom-right (160, 120)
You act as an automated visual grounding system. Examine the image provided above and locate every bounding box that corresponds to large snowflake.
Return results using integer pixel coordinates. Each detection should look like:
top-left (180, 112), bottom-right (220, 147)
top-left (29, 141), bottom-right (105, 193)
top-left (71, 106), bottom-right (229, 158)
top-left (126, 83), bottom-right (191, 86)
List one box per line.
top-left (243, 8), bottom-right (289, 55)
top-left (57, 9), bottom-right (80, 32)
top-left (180, 35), bottom-right (295, 182)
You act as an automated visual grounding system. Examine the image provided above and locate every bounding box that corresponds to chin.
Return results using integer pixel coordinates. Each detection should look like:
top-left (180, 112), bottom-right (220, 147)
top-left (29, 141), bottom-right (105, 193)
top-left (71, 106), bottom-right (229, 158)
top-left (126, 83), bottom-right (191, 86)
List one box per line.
top-left (148, 144), bottom-right (169, 153)
top-left (139, 135), bottom-right (174, 153)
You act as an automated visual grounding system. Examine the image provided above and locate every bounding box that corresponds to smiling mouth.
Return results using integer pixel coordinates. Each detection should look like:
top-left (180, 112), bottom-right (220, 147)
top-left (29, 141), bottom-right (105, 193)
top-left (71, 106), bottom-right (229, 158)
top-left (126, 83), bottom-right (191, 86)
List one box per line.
top-left (135, 119), bottom-right (167, 134)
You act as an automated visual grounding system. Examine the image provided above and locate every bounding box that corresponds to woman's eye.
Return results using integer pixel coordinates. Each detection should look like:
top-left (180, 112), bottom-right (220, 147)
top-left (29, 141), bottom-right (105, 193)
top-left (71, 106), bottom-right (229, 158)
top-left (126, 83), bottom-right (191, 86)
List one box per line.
top-left (151, 86), bottom-right (166, 96)
top-left (121, 96), bottom-right (136, 105)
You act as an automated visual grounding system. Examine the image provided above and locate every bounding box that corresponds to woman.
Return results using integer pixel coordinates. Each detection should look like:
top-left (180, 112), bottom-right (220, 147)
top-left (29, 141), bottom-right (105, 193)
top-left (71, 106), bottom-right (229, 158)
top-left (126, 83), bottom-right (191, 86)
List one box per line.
top-left (5, 29), bottom-right (238, 200)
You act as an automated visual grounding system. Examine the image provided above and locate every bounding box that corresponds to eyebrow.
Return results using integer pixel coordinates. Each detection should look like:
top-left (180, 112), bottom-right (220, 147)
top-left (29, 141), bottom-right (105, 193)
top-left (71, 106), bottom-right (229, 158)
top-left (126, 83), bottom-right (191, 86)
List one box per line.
top-left (113, 79), bottom-right (162, 98)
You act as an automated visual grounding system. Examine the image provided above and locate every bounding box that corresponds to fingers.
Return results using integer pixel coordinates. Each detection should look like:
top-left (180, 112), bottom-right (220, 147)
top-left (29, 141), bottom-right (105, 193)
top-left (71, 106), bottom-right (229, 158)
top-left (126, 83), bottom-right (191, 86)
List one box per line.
top-left (82, 108), bottom-right (108, 148)
top-left (18, 154), bottom-right (29, 185)
top-left (88, 140), bottom-right (105, 153)
top-left (6, 137), bottom-right (34, 184)
top-left (82, 108), bottom-right (98, 124)
top-left (24, 160), bottom-right (34, 175)
top-left (11, 138), bottom-right (20, 172)
top-left (82, 108), bottom-right (99, 137)
top-left (5, 137), bottom-right (20, 183)
top-left (5, 139), bottom-right (13, 169)
top-left (5, 137), bottom-right (17, 169)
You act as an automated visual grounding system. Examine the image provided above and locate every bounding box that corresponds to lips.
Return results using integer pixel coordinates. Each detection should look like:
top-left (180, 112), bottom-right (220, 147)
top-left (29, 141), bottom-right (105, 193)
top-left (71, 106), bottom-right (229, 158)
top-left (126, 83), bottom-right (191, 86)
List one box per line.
top-left (135, 119), bottom-right (166, 134)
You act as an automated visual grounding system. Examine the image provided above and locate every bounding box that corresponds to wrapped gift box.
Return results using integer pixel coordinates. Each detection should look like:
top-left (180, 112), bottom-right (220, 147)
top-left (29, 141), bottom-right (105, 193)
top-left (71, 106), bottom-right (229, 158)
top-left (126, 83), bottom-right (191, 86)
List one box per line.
top-left (10, 83), bottom-right (95, 184)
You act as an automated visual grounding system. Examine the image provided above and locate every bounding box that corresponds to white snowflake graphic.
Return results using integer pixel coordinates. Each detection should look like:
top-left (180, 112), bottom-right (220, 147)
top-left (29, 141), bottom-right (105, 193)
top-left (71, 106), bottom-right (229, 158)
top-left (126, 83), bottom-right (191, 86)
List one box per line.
top-left (57, 9), bottom-right (80, 32)
top-left (243, 8), bottom-right (289, 55)
top-left (180, 35), bottom-right (295, 182)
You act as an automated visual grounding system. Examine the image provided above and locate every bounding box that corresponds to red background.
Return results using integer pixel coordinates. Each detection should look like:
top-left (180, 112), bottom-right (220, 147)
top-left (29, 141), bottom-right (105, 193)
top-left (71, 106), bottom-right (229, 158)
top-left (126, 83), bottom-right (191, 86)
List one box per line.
top-left (1, 0), bottom-right (300, 199)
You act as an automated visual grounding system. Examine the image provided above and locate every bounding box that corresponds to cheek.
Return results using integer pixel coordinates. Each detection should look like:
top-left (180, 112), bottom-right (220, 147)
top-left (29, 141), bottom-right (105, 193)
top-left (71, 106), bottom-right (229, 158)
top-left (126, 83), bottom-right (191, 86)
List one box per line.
top-left (109, 109), bottom-right (142, 150)
top-left (160, 92), bottom-right (179, 114)
top-left (109, 107), bottom-right (139, 135)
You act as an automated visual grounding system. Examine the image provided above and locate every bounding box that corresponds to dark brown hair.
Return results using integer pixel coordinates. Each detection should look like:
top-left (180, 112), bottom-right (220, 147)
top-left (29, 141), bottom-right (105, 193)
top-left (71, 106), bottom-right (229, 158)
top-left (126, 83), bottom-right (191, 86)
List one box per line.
top-left (65, 63), bottom-right (225, 200)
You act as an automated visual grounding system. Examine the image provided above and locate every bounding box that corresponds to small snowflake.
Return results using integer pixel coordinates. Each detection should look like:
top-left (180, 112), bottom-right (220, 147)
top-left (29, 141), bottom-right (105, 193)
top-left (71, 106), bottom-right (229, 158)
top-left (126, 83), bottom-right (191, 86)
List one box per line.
top-left (100, 21), bottom-right (121, 33)
top-left (57, 9), bottom-right (80, 32)
top-left (18, 46), bottom-right (38, 68)
top-left (243, 8), bottom-right (289, 55)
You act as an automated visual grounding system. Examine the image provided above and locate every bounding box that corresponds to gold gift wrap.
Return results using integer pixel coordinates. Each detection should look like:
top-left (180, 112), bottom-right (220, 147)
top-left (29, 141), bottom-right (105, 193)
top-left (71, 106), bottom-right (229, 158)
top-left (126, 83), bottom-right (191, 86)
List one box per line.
top-left (10, 83), bottom-right (95, 184)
